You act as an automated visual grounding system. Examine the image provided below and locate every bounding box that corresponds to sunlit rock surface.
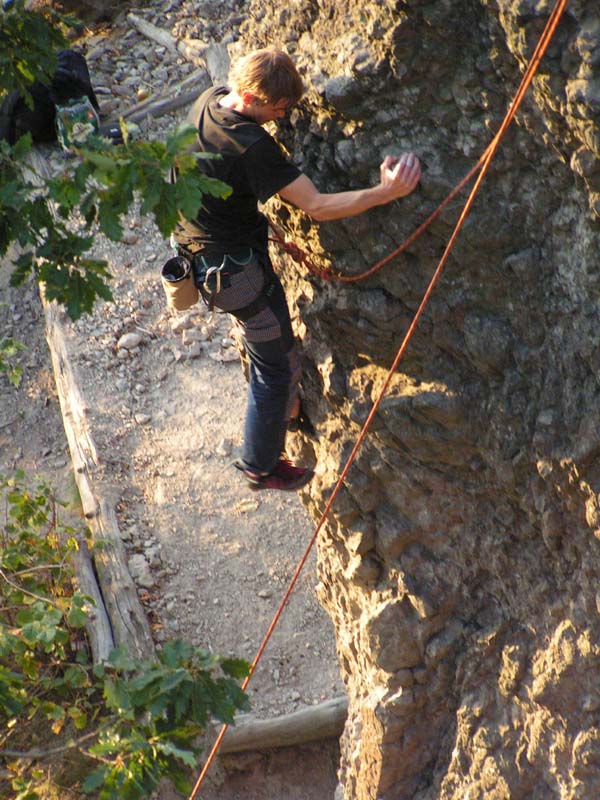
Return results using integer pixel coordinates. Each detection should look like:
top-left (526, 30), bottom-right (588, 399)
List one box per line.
top-left (239, 2), bottom-right (600, 797)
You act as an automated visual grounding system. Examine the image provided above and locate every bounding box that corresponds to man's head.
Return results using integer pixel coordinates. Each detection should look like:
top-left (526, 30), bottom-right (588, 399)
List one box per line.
top-left (229, 47), bottom-right (304, 113)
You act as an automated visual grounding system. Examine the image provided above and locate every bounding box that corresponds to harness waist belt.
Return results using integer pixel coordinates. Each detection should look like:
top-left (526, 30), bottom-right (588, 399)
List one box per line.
top-left (230, 279), bottom-right (275, 322)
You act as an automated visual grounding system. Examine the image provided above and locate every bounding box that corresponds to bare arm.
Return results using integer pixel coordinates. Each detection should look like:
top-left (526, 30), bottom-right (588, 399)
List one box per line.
top-left (278, 153), bottom-right (421, 222)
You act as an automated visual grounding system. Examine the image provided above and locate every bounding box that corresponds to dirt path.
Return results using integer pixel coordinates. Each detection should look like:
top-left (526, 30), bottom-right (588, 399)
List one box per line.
top-left (65, 229), bottom-right (344, 719)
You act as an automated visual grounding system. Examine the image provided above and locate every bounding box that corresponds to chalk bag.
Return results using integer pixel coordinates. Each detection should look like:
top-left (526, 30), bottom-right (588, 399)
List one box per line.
top-left (160, 255), bottom-right (199, 311)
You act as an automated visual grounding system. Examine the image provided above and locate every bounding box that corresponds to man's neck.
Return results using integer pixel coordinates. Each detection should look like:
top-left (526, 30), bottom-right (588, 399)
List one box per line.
top-left (219, 91), bottom-right (246, 114)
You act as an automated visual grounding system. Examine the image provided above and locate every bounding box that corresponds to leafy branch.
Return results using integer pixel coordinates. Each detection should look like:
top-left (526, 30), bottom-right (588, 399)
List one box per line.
top-left (1, 3), bottom-right (231, 322)
top-left (0, 725), bottom-right (106, 759)
top-left (0, 0), bottom-right (72, 105)
top-left (0, 473), bottom-right (250, 799)
top-left (0, 566), bottom-right (66, 611)
top-left (1, 122), bottom-right (229, 321)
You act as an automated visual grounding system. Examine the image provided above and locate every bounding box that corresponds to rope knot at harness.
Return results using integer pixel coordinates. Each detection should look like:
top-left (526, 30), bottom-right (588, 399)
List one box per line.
top-left (268, 229), bottom-right (335, 281)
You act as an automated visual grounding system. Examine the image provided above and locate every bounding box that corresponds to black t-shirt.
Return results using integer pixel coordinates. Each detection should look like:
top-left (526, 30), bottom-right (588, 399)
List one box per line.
top-left (175, 86), bottom-right (301, 253)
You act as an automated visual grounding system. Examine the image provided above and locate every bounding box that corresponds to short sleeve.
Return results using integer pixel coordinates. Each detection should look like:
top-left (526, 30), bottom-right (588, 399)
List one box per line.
top-left (242, 135), bottom-right (302, 203)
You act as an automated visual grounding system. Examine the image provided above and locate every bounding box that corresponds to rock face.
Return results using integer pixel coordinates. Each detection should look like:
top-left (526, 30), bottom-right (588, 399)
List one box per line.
top-left (238, 1), bottom-right (600, 798)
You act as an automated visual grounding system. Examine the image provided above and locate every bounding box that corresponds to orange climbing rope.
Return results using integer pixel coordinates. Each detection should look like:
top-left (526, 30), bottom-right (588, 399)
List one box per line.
top-left (189, 2), bottom-right (568, 796)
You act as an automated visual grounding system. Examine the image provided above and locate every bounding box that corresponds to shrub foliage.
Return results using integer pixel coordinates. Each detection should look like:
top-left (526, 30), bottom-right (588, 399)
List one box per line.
top-left (0, 473), bottom-right (249, 799)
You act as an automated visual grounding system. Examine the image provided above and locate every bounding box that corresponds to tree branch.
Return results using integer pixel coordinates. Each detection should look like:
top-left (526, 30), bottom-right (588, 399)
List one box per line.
top-left (0, 567), bottom-right (60, 611)
top-left (0, 725), bottom-right (108, 760)
top-left (13, 564), bottom-right (65, 577)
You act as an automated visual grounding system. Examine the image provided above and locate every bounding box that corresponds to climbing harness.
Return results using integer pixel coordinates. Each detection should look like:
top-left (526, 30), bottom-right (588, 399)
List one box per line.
top-left (189, 1), bottom-right (569, 795)
top-left (193, 250), bottom-right (251, 310)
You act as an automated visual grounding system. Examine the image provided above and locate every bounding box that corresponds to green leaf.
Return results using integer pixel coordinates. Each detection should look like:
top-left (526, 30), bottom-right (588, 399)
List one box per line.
top-left (15, 604), bottom-right (39, 626)
top-left (67, 603), bottom-right (88, 628)
top-left (173, 173), bottom-right (203, 221)
top-left (81, 765), bottom-right (109, 794)
top-left (147, 693), bottom-right (170, 719)
top-left (79, 150), bottom-right (118, 173)
top-left (221, 657), bottom-right (251, 680)
top-left (97, 198), bottom-right (124, 241)
top-left (173, 683), bottom-right (193, 722)
top-left (64, 665), bottom-right (89, 689)
top-left (11, 132), bottom-right (33, 161)
top-left (12, 782), bottom-right (40, 800)
top-left (103, 677), bottom-right (131, 713)
top-left (93, 662), bottom-right (107, 680)
top-left (165, 123), bottom-right (198, 157)
top-left (139, 168), bottom-right (163, 217)
top-left (40, 701), bottom-right (65, 722)
top-left (157, 669), bottom-right (189, 695)
top-left (152, 185), bottom-right (178, 239)
top-left (68, 704), bottom-right (88, 729)
top-left (161, 639), bottom-right (193, 667)
top-left (47, 176), bottom-right (81, 211)
top-left (9, 251), bottom-right (36, 286)
top-left (128, 669), bottom-right (163, 693)
top-left (153, 740), bottom-right (197, 767)
top-left (195, 169), bottom-right (232, 200)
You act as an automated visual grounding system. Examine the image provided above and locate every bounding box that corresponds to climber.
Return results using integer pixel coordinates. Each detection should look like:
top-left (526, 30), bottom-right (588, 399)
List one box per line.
top-left (173, 46), bottom-right (421, 491)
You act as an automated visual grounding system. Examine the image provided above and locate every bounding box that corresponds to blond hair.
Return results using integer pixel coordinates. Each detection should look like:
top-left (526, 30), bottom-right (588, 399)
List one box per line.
top-left (229, 47), bottom-right (304, 106)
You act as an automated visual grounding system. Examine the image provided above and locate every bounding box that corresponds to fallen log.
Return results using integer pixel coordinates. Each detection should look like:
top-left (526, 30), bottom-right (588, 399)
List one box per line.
top-left (65, 532), bottom-right (113, 665)
top-left (42, 297), bottom-right (155, 662)
top-left (116, 17), bottom-right (228, 126)
top-left (123, 88), bottom-right (207, 125)
top-left (24, 149), bottom-right (156, 663)
top-left (203, 43), bottom-right (230, 84)
top-left (219, 696), bottom-right (348, 755)
top-left (42, 309), bottom-right (114, 664)
top-left (121, 67), bottom-right (211, 122)
top-left (127, 13), bottom-right (207, 66)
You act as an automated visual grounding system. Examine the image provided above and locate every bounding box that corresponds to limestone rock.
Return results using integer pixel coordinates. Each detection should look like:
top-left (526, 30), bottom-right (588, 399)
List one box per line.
top-left (237, 0), bottom-right (600, 797)
top-left (117, 331), bottom-right (143, 350)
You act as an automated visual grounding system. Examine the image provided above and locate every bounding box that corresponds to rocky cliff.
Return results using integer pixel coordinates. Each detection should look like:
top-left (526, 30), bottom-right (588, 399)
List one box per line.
top-left (239, 1), bottom-right (599, 797)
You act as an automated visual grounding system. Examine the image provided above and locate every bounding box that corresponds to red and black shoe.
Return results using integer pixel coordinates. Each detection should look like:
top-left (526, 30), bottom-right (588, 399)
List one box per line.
top-left (234, 457), bottom-right (314, 491)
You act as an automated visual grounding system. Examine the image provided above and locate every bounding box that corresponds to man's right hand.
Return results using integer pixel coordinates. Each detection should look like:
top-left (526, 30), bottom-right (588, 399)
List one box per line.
top-left (380, 153), bottom-right (421, 200)
top-left (279, 152), bottom-right (422, 221)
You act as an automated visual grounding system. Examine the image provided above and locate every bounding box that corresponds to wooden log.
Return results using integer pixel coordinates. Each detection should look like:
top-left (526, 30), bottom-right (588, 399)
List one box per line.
top-left (42, 298), bottom-right (155, 661)
top-left (203, 43), bottom-right (230, 84)
top-left (66, 530), bottom-right (114, 665)
top-left (41, 300), bottom-right (113, 662)
top-left (24, 149), bottom-right (155, 662)
top-left (219, 696), bottom-right (348, 755)
top-left (177, 38), bottom-right (209, 65)
top-left (116, 20), bottom-right (229, 127)
top-left (120, 67), bottom-right (211, 122)
top-left (126, 12), bottom-right (179, 53)
top-left (123, 88), bottom-right (207, 126)
top-left (127, 13), bottom-right (207, 66)
top-left (118, 45), bottom-right (226, 126)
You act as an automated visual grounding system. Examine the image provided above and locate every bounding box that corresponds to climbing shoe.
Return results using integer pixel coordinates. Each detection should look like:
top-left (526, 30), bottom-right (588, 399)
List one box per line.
top-left (234, 457), bottom-right (314, 492)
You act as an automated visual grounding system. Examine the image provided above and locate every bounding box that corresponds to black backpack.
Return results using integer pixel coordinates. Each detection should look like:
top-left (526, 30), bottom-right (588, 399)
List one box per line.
top-left (0, 49), bottom-right (99, 145)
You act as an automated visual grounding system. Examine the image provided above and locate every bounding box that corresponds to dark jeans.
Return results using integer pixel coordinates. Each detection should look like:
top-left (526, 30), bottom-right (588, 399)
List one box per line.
top-left (192, 247), bottom-right (300, 475)
top-left (243, 332), bottom-right (299, 474)
top-left (241, 277), bottom-right (300, 474)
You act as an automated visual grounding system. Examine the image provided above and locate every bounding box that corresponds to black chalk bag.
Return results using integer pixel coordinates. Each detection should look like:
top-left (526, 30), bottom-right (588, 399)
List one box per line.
top-left (160, 255), bottom-right (199, 311)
